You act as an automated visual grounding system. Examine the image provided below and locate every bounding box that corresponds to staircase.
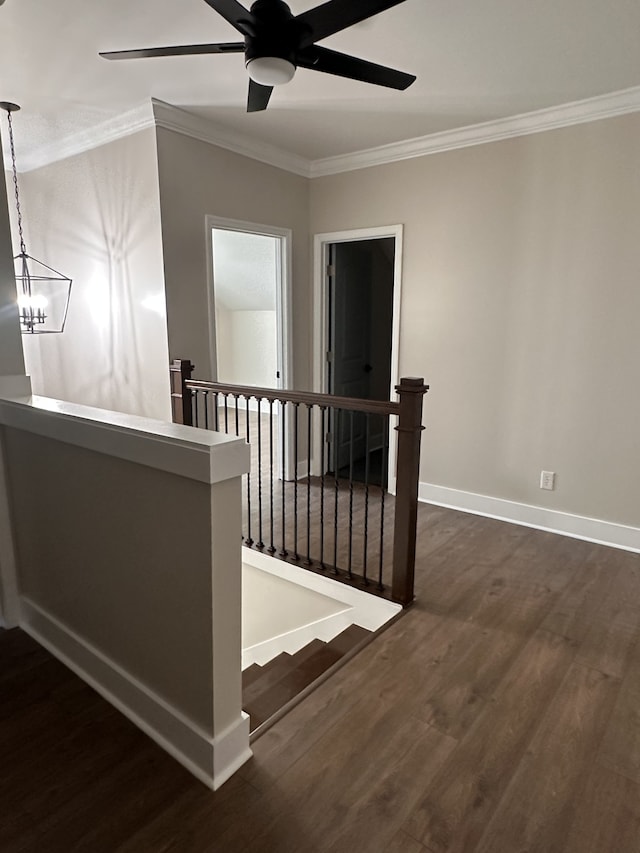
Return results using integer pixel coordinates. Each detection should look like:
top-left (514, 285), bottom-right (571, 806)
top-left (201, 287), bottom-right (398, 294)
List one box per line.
top-left (242, 624), bottom-right (371, 733)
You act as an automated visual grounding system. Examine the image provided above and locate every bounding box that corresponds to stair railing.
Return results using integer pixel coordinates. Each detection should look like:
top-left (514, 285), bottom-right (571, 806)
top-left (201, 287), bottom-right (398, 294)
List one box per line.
top-left (169, 359), bottom-right (428, 606)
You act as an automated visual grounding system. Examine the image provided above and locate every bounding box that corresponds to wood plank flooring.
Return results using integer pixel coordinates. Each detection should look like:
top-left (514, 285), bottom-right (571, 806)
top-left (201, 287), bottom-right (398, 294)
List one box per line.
top-left (2, 504), bottom-right (640, 852)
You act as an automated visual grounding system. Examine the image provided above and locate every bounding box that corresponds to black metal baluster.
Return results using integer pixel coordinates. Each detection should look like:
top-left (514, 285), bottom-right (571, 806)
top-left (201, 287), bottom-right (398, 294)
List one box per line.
top-left (305, 404), bottom-right (312, 566)
top-left (320, 406), bottom-right (326, 570)
top-left (234, 395), bottom-right (240, 436)
top-left (224, 394), bottom-right (229, 433)
top-left (378, 415), bottom-right (389, 590)
top-left (256, 397), bottom-right (264, 550)
top-left (190, 387), bottom-right (197, 427)
top-left (193, 390), bottom-right (200, 427)
top-left (347, 410), bottom-right (355, 580)
top-left (214, 393), bottom-right (219, 431)
top-left (333, 407), bottom-right (340, 575)
top-left (245, 396), bottom-right (253, 547)
top-left (293, 402), bottom-right (299, 561)
top-left (363, 413), bottom-right (371, 585)
top-left (279, 400), bottom-right (288, 558)
top-left (203, 391), bottom-right (209, 430)
top-left (268, 399), bottom-right (276, 554)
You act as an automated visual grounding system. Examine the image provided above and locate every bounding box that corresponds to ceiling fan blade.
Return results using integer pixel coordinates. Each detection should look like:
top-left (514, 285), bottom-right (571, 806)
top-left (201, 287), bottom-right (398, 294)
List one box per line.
top-left (297, 46), bottom-right (415, 90)
top-left (296, 0), bottom-right (409, 49)
top-left (100, 42), bottom-right (245, 60)
top-left (202, 0), bottom-right (256, 36)
top-left (247, 79), bottom-right (274, 112)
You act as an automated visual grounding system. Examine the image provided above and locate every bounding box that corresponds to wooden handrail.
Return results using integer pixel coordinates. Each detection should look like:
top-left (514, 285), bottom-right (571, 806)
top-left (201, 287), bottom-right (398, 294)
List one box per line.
top-left (185, 378), bottom-right (401, 417)
top-left (170, 358), bottom-right (428, 607)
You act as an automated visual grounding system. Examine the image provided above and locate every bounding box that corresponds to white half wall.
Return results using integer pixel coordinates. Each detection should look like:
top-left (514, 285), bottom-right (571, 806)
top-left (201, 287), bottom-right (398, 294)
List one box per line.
top-left (0, 393), bottom-right (251, 789)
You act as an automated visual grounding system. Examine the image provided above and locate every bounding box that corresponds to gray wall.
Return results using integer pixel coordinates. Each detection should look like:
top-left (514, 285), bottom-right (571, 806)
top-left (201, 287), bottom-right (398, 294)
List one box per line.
top-left (6, 108), bottom-right (639, 532)
top-left (311, 112), bottom-right (640, 528)
top-left (0, 131), bottom-right (26, 379)
top-left (156, 128), bottom-right (311, 389)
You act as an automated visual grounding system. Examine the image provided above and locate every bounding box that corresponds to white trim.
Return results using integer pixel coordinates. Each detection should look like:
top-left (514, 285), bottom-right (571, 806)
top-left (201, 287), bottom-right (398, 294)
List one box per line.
top-left (152, 99), bottom-right (311, 178)
top-left (419, 482), bottom-right (640, 554)
top-left (0, 395), bottom-right (249, 486)
top-left (20, 598), bottom-right (252, 789)
top-left (17, 104), bottom-right (155, 173)
top-left (212, 712), bottom-right (252, 790)
top-left (312, 226), bottom-right (403, 493)
top-left (14, 84), bottom-right (640, 178)
top-left (310, 84), bottom-right (640, 177)
top-left (204, 215), bottom-right (293, 394)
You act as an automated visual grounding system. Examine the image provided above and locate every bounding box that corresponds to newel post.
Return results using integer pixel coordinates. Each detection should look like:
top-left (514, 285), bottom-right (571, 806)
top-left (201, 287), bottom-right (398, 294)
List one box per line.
top-left (169, 359), bottom-right (194, 426)
top-left (391, 376), bottom-right (429, 605)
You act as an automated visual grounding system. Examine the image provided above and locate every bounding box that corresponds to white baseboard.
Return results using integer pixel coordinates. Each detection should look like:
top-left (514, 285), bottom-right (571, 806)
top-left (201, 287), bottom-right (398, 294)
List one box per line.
top-left (20, 598), bottom-right (251, 790)
top-left (419, 483), bottom-right (640, 553)
top-left (212, 713), bottom-right (252, 790)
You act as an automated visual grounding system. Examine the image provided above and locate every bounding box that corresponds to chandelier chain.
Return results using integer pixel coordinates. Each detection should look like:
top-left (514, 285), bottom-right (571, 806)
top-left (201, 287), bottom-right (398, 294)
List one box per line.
top-left (6, 110), bottom-right (26, 256)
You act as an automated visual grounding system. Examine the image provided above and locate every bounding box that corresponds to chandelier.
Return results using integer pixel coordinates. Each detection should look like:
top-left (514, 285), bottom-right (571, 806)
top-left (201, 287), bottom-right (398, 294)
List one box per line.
top-left (1, 102), bottom-right (72, 334)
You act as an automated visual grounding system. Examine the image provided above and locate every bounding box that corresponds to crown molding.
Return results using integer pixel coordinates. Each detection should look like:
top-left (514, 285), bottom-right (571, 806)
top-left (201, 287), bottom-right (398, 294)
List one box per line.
top-left (151, 99), bottom-right (311, 178)
top-left (310, 84), bottom-right (640, 177)
top-left (11, 83), bottom-right (640, 178)
top-left (17, 103), bottom-right (156, 173)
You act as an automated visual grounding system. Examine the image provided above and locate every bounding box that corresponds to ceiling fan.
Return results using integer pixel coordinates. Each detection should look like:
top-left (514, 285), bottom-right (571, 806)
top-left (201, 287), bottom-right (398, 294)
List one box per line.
top-left (100, 0), bottom-right (416, 112)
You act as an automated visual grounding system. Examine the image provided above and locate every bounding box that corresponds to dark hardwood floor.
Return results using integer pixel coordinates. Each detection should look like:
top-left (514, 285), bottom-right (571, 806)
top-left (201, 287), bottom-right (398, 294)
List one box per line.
top-left (2, 504), bottom-right (640, 852)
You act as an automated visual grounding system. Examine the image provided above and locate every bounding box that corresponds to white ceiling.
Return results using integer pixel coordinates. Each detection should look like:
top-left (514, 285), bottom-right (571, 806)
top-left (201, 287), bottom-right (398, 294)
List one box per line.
top-left (2, 0), bottom-right (640, 166)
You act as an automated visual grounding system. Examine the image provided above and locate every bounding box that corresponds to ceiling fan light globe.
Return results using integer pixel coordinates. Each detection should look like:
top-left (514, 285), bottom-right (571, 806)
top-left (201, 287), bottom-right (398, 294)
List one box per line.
top-left (246, 56), bottom-right (295, 86)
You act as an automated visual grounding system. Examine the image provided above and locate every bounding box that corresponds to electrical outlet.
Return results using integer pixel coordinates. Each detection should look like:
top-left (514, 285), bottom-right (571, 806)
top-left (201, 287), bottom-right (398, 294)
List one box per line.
top-left (540, 470), bottom-right (556, 490)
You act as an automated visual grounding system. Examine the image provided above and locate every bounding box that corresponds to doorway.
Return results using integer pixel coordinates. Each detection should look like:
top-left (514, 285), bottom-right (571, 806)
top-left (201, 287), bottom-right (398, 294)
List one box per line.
top-left (206, 216), bottom-right (291, 391)
top-left (314, 226), bottom-right (403, 492)
top-left (206, 215), bottom-right (294, 477)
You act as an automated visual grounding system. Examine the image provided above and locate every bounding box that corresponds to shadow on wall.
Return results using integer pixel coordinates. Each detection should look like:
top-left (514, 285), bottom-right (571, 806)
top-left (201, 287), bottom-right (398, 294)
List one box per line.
top-left (17, 132), bottom-right (170, 420)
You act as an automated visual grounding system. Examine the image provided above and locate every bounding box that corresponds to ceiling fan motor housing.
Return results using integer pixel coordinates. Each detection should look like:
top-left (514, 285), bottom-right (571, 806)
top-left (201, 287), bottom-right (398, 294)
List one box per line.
top-left (245, 0), bottom-right (300, 66)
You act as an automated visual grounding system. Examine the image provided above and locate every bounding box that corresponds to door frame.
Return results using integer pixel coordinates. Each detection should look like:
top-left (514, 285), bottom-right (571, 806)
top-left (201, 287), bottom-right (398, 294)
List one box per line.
top-left (312, 224), bottom-right (404, 493)
top-left (204, 214), bottom-right (293, 391)
top-left (205, 215), bottom-right (295, 479)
